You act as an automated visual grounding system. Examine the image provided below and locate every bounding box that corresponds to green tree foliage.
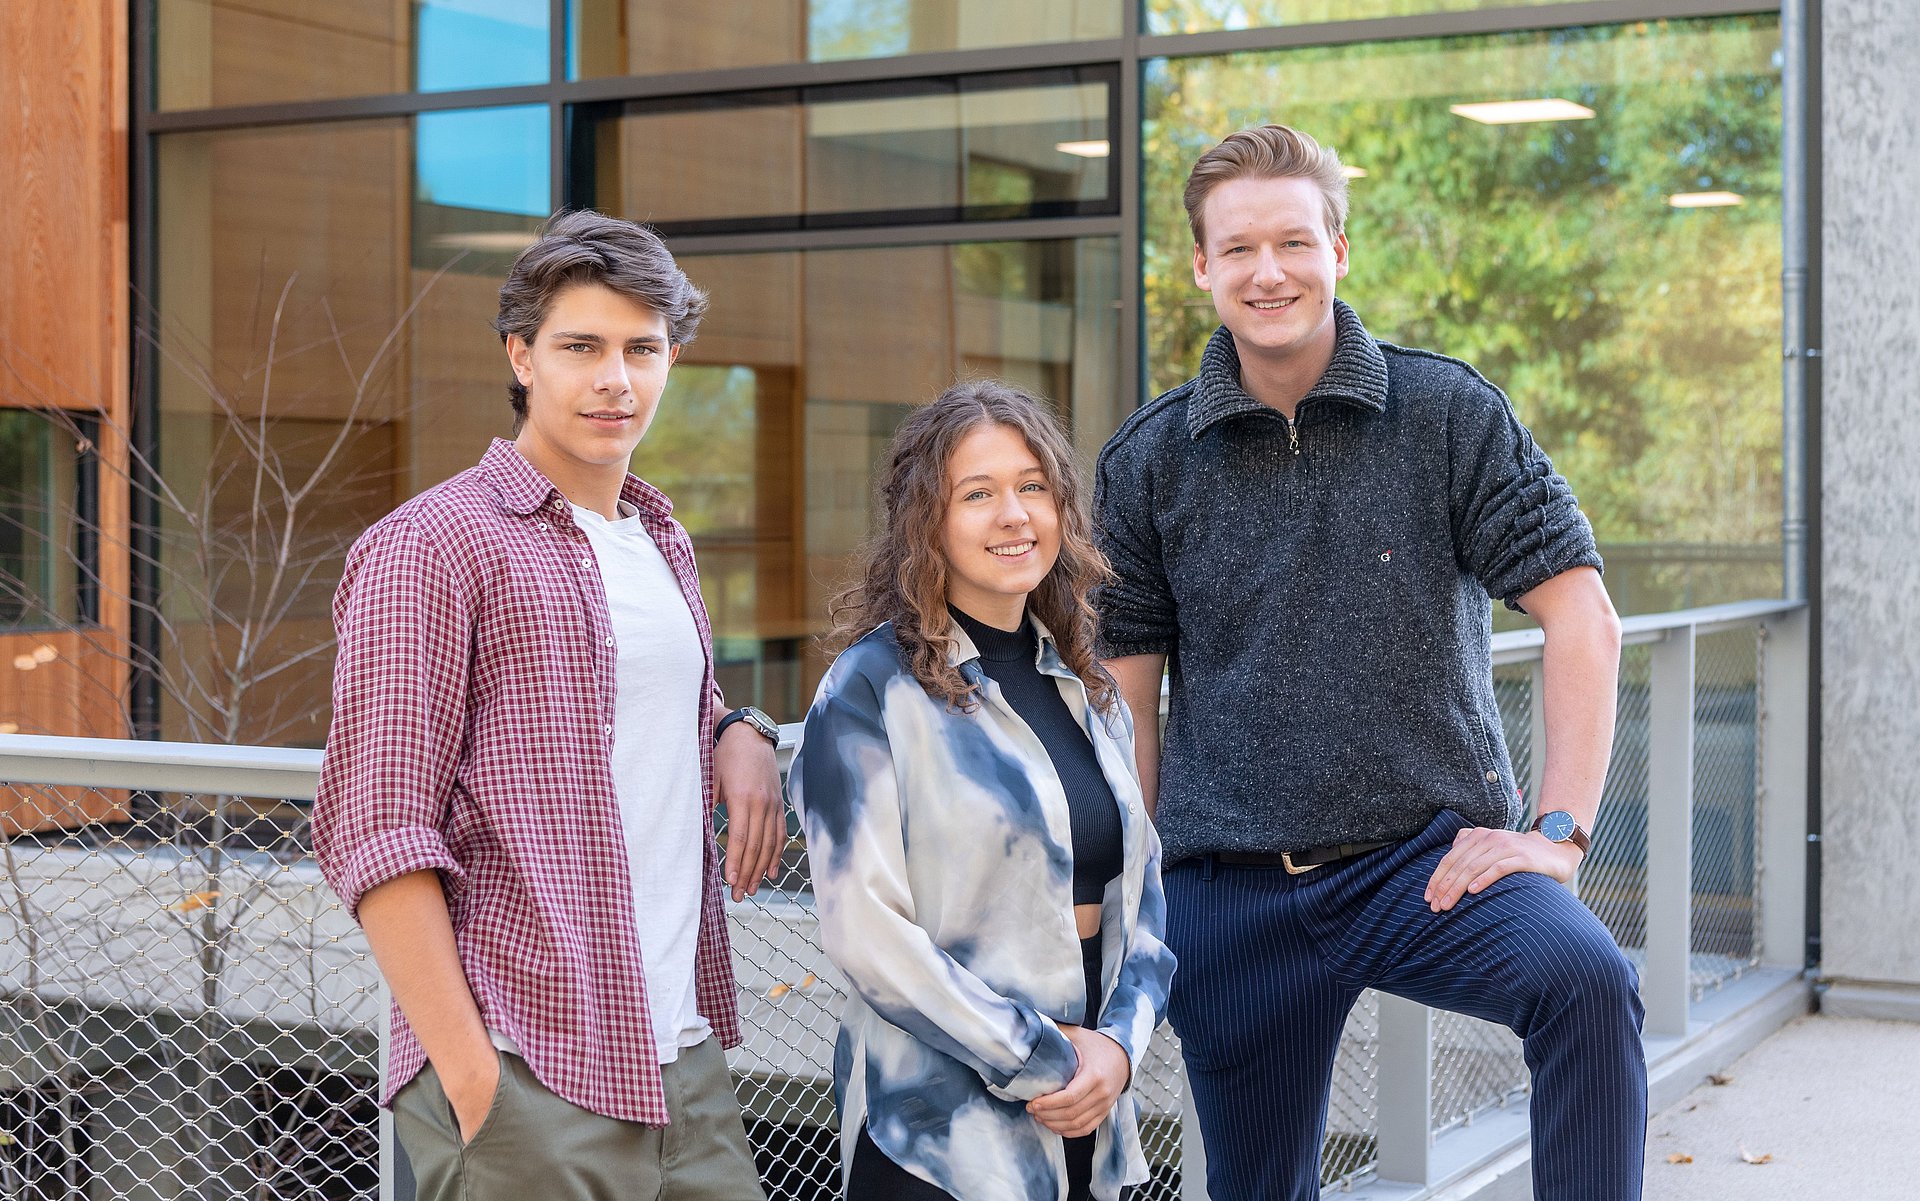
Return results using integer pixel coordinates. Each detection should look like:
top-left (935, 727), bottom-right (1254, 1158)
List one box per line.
top-left (1143, 17), bottom-right (1783, 592)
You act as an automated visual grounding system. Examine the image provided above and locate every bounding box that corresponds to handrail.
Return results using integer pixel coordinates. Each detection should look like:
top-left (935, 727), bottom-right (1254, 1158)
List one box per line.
top-left (0, 599), bottom-right (1804, 798)
top-left (0, 728), bottom-right (807, 799)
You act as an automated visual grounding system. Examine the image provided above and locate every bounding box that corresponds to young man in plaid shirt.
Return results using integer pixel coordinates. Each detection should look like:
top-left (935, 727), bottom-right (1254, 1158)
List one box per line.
top-left (315, 210), bottom-right (783, 1200)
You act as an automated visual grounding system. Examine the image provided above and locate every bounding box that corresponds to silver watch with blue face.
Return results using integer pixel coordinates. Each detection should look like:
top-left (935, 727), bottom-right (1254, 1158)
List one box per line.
top-left (1531, 810), bottom-right (1592, 854)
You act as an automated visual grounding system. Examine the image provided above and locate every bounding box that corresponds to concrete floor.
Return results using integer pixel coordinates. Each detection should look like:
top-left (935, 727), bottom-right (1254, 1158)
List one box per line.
top-left (1643, 1013), bottom-right (1920, 1200)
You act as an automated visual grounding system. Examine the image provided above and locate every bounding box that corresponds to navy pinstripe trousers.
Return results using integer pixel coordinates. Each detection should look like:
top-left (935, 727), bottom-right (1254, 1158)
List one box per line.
top-left (1164, 809), bottom-right (1647, 1200)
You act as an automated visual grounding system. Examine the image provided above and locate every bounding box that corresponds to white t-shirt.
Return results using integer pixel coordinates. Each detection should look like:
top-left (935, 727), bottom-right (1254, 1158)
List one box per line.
top-left (568, 499), bottom-right (713, 1062)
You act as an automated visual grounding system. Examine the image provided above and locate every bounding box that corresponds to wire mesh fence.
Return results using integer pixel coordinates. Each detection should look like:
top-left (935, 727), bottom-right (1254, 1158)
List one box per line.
top-left (1690, 628), bottom-right (1762, 996)
top-left (0, 783), bottom-right (379, 1201)
top-left (0, 620), bottom-right (1774, 1200)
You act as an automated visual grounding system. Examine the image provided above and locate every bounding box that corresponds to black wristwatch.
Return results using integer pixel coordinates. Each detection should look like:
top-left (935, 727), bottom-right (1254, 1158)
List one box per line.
top-left (714, 705), bottom-right (779, 746)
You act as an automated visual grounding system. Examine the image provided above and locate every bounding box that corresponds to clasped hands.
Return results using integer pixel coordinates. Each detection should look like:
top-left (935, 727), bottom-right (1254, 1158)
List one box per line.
top-left (1027, 1025), bottom-right (1131, 1139)
top-left (1424, 824), bottom-right (1584, 913)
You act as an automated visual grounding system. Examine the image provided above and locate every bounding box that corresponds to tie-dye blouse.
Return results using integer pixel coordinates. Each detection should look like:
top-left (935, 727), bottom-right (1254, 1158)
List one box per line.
top-left (790, 618), bottom-right (1175, 1201)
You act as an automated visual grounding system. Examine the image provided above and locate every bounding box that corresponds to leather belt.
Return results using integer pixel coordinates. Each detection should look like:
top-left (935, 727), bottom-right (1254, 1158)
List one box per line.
top-left (1215, 841), bottom-right (1393, 875)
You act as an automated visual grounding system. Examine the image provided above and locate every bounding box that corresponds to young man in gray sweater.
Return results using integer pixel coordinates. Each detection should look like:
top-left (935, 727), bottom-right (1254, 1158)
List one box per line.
top-left (1095, 125), bottom-right (1644, 1201)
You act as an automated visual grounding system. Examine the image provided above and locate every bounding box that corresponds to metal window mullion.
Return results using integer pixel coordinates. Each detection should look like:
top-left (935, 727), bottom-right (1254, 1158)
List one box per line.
top-left (662, 215), bottom-right (1124, 257)
top-left (549, 0), bottom-right (566, 216)
top-left (1138, 0), bottom-right (1776, 60)
top-left (1119, 0), bottom-right (1143, 409)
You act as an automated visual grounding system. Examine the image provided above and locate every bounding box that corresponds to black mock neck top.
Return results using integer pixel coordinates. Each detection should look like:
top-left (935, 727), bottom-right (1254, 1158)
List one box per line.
top-left (951, 606), bottom-right (1123, 906)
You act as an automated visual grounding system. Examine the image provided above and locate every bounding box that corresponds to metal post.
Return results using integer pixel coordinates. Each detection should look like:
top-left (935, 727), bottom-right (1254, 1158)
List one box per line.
top-left (1644, 626), bottom-right (1697, 1038)
top-left (1178, 1058), bottom-right (1211, 1201)
top-left (1780, 0), bottom-right (1812, 602)
top-left (379, 984), bottom-right (396, 1201)
top-left (1373, 993), bottom-right (1434, 1186)
top-left (1758, 609), bottom-right (1810, 968)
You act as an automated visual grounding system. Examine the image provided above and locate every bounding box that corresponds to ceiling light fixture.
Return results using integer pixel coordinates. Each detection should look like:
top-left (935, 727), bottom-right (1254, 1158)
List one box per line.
top-left (1668, 191), bottom-right (1745, 208)
top-left (1054, 139), bottom-right (1110, 158)
top-left (1449, 98), bottom-right (1596, 125)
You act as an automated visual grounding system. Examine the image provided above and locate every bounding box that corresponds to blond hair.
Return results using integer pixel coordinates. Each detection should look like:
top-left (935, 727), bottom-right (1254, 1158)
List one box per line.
top-left (1183, 124), bottom-right (1350, 246)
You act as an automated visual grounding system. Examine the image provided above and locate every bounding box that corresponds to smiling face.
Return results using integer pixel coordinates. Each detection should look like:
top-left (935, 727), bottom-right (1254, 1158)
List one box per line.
top-left (939, 422), bottom-right (1062, 629)
top-left (1193, 174), bottom-right (1350, 372)
top-left (506, 281), bottom-right (680, 510)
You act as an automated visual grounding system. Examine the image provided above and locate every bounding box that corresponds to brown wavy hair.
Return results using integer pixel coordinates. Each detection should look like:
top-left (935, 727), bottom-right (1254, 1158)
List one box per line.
top-left (827, 379), bottom-right (1118, 717)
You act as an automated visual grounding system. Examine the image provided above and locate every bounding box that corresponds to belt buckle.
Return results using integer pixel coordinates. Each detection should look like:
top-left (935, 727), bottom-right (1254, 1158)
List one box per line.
top-left (1280, 851), bottom-right (1320, 875)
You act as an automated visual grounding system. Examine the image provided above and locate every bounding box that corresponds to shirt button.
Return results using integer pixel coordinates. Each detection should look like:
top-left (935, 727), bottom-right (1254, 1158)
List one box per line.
top-left (580, 558), bottom-right (591, 569)
top-left (604, 724), bottom-right (614, 735)
top-left (605, 637), bottom-right (615, 647)
top-left (1485, 770), bottom-right (1500, 784)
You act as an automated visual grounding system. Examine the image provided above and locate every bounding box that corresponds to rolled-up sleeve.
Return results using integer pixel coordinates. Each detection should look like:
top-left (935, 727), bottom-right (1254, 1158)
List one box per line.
top-left (312, 517), bottom-right (473, 918)
top-left (1093, 442), bottom-right (1177, 658)
top-left (790, 674), bottom-right (1079, 1102)
top-left (1447, 379), bottom-right (1604, 612)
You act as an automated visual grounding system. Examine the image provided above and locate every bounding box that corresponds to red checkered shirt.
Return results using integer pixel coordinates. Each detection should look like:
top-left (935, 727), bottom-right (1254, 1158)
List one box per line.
top-left (313, 438), bottom-right (742, 1124)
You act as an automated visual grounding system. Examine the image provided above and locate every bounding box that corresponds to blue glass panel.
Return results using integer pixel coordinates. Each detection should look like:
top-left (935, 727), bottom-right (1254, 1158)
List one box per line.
top-left (415, 105), bottom-right (550, 274)
top-left (416, 0), bottom-right (548, 92)
top-left (416, 105), bottom-right (550, 217)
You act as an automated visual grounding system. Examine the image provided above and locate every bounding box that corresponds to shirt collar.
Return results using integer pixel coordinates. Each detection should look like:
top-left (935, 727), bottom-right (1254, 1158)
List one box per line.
top-left (1186, 299), bottom-right (1390, 440)
top-left (943, 611), bottom-right (1074, 679)
top-left (478, 438), bottom-right (675, 522)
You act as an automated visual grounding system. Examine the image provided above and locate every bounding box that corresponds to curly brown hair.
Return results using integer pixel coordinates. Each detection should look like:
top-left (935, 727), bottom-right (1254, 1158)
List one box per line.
top-left (827, 379), bottom-right (1118, 717)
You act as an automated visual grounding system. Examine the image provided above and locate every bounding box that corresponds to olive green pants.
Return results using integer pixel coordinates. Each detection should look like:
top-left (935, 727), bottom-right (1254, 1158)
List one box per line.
top-left (393, 1040), bottom-right (764, 1201)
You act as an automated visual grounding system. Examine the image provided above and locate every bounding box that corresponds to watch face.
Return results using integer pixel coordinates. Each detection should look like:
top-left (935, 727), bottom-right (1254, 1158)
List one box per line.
top-left (1538, 810), bottom-right (1577, 843)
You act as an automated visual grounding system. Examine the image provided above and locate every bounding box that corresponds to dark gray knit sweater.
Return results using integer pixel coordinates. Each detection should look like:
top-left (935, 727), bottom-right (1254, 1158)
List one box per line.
top-left (1093, 301), bottom-right (1602, 865)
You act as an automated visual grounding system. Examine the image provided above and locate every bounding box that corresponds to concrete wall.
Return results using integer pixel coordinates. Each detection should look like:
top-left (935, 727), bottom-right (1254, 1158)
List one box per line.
top-left (1818, 0), bottom-right (1920, 1010)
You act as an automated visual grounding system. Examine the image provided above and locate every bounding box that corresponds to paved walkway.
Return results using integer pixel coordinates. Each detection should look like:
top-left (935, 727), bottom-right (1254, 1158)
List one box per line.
top-left (1643, 1013), bottom-right (1920, 1200)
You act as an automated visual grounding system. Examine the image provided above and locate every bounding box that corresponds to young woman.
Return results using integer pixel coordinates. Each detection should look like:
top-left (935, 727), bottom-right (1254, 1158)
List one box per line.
top-left (790, 380), bottom-right (1174, 1201)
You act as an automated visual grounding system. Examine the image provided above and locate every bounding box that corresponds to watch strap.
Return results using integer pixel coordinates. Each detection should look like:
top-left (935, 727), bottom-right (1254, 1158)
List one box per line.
top-left (715, 705), bottom-right (778, 746)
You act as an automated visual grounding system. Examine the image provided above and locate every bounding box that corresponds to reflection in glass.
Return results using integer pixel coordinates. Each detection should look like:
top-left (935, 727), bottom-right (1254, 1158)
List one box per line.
top-left (155, 0), bottom-right (547, 111)
top-left (1147, 0), bottom-right (1576, 35)
top-left (580, 71), bottom-right (1113, 233)
top-left (413, 106), bottom-right (551, 276)
top-left (569, 0), bottom-right (1121, 76)
top-left (641, 238), bottom-right (1120, 720)
top-left (1143, 15), bottom-right (1783, 613)
top-left (154, 116), bottom-right (544, 741)
top-left (0, 412), bottom-right (91, 631)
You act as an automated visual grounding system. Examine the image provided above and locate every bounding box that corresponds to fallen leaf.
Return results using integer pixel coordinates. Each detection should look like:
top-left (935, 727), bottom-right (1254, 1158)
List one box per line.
top-left (0, 1133), bottom-right (14, 1147)
top-left (1665, 1153), bottom-right (1693, 1165)
top-left (169, 890), bottom-right (222, 913)
top-left (1739, 1147), bottom-right (1773, 1165)
top-left (798, 973), bottom-right (818, 989)
top-left (767, 982), bottom-right (791, 1000)
top-left (1708, 1073), bottom-right (1733, 1086)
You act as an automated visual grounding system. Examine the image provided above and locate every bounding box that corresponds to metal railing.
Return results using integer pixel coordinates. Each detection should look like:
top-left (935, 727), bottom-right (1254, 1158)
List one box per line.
top-left (0, 599), bottom-right (1809, 1200)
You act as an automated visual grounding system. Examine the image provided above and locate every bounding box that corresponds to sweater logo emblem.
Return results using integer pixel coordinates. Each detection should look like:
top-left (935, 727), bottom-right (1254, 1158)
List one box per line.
top-left (1379, 549), bottom-right (1393, 563)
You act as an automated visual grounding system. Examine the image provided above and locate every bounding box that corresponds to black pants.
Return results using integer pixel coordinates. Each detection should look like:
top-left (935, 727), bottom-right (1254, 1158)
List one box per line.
top-left (846, 936), bottom-right (1105, 1201)
top-left (848, 1126), bottom-right (1095, 1201)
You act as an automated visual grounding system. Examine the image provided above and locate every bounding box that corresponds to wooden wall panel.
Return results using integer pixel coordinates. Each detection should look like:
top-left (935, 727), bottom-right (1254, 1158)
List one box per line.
top-left (1, 0), bottom-right (133, 745)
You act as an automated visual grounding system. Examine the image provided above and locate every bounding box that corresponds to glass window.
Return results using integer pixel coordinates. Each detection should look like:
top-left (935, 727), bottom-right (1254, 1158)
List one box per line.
top-left (569, 0), bottom-right (1122, 77)
top-left (651, 238), bottom-right (1121, 720)
top-left (154, 113), bottom-right (545, 742)
top-left (577, 69), bottom-right (1114, 234)
top-left (155, 0), bottom-right (548, 111)
top-left (0, 411), bottom-right (94, 631)
top-left (1144, 15), bottom-right (1783, 613)
top-left (1147, 0), bottom-right (1586, 35)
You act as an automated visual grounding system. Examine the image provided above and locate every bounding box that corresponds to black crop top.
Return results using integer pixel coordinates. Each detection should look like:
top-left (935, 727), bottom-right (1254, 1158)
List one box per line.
top-left (951, 606), bottom-right (1124, 905)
